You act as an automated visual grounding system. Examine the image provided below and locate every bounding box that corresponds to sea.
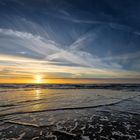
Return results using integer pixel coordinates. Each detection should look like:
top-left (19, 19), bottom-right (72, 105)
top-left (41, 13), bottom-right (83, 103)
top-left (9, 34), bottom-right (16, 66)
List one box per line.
top-left (0, 84), bottom-right (140, 139)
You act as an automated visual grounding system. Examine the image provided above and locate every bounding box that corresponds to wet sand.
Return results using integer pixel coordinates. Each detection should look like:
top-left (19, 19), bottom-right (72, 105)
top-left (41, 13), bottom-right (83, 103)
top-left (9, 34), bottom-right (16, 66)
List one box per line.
top-left (0, 109), bottom-right (140, 140)
top-left (0, 84), bottom-right (140, 140)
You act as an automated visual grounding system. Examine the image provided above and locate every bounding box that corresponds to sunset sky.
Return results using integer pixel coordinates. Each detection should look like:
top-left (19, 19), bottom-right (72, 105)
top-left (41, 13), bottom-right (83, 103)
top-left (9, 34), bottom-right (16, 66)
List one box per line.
top-left (0, 0), bottom-right (140, 83)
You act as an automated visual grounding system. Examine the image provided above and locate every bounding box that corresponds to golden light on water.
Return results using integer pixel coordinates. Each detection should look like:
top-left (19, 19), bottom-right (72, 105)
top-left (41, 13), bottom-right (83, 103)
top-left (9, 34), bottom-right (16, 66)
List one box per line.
top-left (35, 89), bottom-right (41, 99)
top-left (33, 89), bottom-right (42, 110)
top-left (35, 89), bottom-right (41, 95)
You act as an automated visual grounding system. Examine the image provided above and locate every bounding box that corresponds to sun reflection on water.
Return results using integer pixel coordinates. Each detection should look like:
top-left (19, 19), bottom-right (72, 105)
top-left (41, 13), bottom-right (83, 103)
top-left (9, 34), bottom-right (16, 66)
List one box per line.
top-left (32, 89), bottom-right (42, 110)
top-left (34, 89), bottom-right (41, 99)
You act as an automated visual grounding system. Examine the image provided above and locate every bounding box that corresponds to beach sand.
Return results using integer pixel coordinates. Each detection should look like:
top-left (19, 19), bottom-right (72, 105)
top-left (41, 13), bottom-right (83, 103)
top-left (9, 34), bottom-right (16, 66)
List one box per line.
top-left (0, 84), bottom-right (140, 139)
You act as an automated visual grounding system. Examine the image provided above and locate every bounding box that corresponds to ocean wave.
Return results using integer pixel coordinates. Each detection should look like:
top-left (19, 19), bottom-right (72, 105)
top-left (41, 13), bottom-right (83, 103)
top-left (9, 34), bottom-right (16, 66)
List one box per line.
top-left (0, 83), bottom-right (140, 91)
top-left (0, 94), bottom-right (139, 118)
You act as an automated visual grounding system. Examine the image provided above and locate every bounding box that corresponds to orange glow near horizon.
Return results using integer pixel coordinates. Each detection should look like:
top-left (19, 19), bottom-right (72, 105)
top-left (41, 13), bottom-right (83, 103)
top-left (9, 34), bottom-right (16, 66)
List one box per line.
top-left (0, 77), bottom-right (98, 84)
top-left (34, 75), bottom-right (43, 84)
top-left (0, 77), bottom-right (140, 84)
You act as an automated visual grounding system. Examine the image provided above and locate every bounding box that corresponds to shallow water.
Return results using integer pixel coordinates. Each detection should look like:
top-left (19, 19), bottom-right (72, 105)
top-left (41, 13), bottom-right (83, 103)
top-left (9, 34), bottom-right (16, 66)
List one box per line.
top-left (0, 86), bottom-right (140, 116)
top-left (0, 84), bottom-right (140, 139)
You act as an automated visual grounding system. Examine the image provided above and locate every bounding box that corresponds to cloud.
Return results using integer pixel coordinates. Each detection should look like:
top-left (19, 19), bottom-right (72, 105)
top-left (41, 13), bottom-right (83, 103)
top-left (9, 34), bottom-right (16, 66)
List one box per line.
top-left (0, 27), bottom-right (106, 68)
top-left (0, 7), bottom-right (140, 80)
top-left (42, 8), bottom-right (140, 36)
top-left (0, 26), bottom-right (140, 79)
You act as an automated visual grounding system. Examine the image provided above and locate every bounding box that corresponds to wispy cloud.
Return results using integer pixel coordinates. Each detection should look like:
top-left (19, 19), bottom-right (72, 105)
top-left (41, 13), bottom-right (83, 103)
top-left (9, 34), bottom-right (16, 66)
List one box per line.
top-left (0, 0), bottom-right (140, 81)
top-left (0, 27), bottom-right (140, 79)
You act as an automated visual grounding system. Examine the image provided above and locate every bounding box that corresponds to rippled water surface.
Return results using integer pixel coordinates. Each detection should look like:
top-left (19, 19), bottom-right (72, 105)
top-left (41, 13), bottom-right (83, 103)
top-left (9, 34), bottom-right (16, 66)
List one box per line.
top-left (0, 84), bottom-right (140, 139)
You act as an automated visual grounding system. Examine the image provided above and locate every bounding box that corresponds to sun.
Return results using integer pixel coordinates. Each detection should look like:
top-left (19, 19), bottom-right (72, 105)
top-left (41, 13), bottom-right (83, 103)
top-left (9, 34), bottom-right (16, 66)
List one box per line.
top-left (35, 75), bottom-right (42, 83)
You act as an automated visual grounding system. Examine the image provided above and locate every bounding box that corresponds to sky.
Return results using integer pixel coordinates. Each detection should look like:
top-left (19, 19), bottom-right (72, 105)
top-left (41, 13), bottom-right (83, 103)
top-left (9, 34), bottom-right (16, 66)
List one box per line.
top-left (0, 0), bottom-right (140, 83)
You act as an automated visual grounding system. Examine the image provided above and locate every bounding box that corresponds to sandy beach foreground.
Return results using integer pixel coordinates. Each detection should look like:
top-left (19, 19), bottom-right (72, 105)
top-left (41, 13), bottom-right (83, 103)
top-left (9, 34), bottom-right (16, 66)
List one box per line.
top-left (0, 84), bottom-right (140, 140)
top-left (0, 109), bottom-right (140, 140)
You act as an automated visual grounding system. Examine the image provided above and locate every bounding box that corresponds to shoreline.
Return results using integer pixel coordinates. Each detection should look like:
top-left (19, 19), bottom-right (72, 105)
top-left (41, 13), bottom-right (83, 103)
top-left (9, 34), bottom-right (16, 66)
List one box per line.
top-left (0, 109), bottom-right (140, 140)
